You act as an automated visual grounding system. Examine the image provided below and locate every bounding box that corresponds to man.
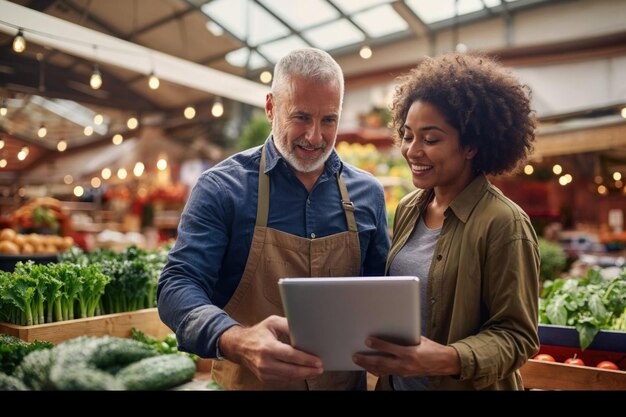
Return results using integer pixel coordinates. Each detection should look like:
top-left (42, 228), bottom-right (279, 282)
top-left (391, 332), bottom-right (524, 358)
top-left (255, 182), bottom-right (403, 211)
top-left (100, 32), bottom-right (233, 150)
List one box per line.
top-left (157, 48), bottom-right (389, 390)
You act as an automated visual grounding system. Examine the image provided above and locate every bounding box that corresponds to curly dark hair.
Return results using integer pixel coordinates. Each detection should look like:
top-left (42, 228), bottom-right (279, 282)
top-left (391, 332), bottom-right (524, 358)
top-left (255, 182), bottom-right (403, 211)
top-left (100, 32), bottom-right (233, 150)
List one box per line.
top-left (390, 52), bottom-right (536, 175)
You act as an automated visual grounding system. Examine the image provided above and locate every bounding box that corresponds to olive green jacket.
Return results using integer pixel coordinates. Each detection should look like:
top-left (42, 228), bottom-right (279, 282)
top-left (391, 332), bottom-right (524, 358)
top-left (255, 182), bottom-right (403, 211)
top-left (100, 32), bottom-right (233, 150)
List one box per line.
top-left (386, 175), bottom-right (540, 390)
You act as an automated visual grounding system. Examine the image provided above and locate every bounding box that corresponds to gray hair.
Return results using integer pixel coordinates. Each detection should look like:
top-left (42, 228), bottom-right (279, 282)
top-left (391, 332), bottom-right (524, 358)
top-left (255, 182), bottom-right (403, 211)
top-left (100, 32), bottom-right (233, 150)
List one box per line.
top-left (271, 48), bottom-right (344, 107)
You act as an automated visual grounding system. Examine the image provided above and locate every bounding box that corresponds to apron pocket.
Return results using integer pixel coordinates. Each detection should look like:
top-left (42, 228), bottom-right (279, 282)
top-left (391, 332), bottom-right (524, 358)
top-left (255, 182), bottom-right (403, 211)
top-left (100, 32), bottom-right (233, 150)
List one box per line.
top-left (261, 258), bottom-right (292, 308)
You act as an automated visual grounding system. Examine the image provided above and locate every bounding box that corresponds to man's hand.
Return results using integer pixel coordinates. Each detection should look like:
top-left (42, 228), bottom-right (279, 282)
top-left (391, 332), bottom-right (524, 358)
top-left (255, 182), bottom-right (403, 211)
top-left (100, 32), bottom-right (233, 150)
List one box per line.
top-left (352, 336), bottom-right (460, 378)
top-left (219, 315), bottom-right (324, 383)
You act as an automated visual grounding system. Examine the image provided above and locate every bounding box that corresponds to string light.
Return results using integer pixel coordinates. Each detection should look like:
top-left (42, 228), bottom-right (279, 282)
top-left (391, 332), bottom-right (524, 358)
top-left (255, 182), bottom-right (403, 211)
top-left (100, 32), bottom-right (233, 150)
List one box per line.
top-left (57, 139), bottom-right (67, 152)
top-left (64, 175), bottom-right (73, 184)
top-left (90, 64), bottom-right (102, 90)
top-left (37, 124), bottom-right (47, 138)
top-left (101, 168), bottom-right (112, 180)
top-left (93, 114), bottom-right (104, 125)
top-left (112, 134), bottom-right (123, 145)
top-left (0, 99), bottom-right (7, 116)
top-left (117, 168), bottom-right (128, 180)
top-left (0, 139), bottom-right (4, 149)
top-left (13, 29), bottom-right (26, 53)
top-left (184, 106), bottom-right (196, 120)
top-left (148, 72), bottom-right (160, 90)
top-left (73, 186), bottom-right (84, 197)
top-left (211, 97), bottom-right (224, 118)
top-left (0, 159), bottom-right (6, 168)
top-left (133, 162), bottom-right (145, 177)
top-left (91, 177), bottom-right (101, 188)
top-left (127, 117), bottom-right (138, 129)
top-left (157, 158), bottom-right (168, 171)
top-left (84, 126), bottom-right (93, 136)
top-left (359, 45), bottom-right (372, 59)
top-left (17, 146), bottom-right (29, 161)
top-left (259, 71), bottom-right (272, 84)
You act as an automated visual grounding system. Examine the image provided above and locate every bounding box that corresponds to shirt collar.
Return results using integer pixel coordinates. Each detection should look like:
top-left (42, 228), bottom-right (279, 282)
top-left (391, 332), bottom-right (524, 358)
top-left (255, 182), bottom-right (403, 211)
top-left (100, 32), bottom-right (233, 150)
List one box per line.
top-left (448, 174), bottom-right (489, 223)
top-left (263, 135), bottom-right (343, 176)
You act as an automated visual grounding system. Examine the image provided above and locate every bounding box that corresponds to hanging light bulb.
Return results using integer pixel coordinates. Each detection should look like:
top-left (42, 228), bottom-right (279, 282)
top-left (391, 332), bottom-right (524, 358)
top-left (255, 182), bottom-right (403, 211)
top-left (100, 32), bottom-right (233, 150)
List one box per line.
top-left (133, 162), bottom-right (145, 177)
top-left (211, 97), bottom-right (224, 118)
top-left (38, 124), bottom-right (47, 138)
top-left (359, 45), bottom-right (372, 59)
top-left (184, 106), bottom-right (196, 120)
top-left (0, 138), bottom-right (4, 150)
top-left (0, 99), bottom-right (7, 116)
top-left (112, 134), bottom-right (123, 145)
top-left (157, 158), bottom-right (168, 171)
top-left (57, 140), bottom-right (67, 152)
top-left (101, 168), bottom-right (112, 180)
top-left (93, 114), bottom-right (104, 125)
top-left (13, 29), bottom-right (26, 53)
top-left (148, 72), bottom-right (160, 90)
top-left (127, 117), bottom-right (138, 129)
top-left (259, 71), bottom-right (272, 84)
top-left (0, 159), bottom-right (7, 168)
top-left (117, 168), bottom-right (128, 180)
top-left (90, 64), bottom-right (102, 90)
top-left (17, 146), bottom-right (29, 161)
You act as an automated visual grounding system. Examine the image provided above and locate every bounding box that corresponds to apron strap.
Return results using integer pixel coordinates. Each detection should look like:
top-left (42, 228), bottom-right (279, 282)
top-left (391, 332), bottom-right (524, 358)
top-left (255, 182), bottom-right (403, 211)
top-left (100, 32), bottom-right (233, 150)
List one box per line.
top-left (336, 171), bottom-right (358, 233)
top-left (256, 146), bottom-right (270, 228)
top-left (256, 145), bottom-right (357, 233)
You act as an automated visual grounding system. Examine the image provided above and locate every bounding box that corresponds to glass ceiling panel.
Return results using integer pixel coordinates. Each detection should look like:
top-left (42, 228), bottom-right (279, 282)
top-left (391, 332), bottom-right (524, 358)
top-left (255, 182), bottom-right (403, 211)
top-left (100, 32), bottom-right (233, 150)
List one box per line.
top-left (259, 0), bottom-right (339, 31)
top-left (352, 4), bottom-right (408, 39)
top-left (332, 0), bottom-right (395, 15)
top-left (405, 0), bottom-right (485, 24)
top-left (201, 0), bottom-right (289, 46)
top-left (225, 47), bottom-right (269, 69)
top-left (257, 35), bottom-right (310, 63)
top-left (303, 19), bottom-right (365, 51)
top-left (483, 0), bottom-right (502, 6)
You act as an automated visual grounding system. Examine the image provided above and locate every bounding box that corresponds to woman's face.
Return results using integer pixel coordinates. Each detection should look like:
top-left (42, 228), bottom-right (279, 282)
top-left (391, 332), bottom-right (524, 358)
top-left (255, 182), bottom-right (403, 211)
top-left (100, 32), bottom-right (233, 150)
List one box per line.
top-left (400, 101), bottom-right (476, 195)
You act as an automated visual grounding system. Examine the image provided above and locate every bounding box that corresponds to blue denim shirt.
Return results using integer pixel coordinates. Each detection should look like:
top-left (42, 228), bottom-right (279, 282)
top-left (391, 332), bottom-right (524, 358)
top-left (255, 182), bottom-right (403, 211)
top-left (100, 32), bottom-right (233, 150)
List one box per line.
top-left (157, 136), bottom-right (390, 358)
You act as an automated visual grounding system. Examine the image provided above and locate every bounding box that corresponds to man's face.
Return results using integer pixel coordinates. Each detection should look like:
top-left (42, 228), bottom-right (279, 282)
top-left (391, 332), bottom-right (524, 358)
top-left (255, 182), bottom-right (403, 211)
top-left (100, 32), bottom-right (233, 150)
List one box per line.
top-left (266, 76), bottom-right (341, 174)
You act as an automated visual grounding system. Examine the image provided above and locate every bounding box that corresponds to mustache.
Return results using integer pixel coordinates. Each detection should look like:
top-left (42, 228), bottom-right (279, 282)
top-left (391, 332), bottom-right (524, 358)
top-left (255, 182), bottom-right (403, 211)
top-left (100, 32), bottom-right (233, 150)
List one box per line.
top-left (292, 139), bottom-right (326, 150)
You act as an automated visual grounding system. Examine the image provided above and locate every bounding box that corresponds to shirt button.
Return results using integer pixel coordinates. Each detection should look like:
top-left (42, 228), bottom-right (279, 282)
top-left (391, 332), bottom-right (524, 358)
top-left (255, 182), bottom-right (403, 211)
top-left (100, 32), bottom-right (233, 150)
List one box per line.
top-left (436, 254), bottom-right (443, 261)
top-left (307, 199), bottom-right (311, 205)
top-left (310, 233), bottom-right (316, 239)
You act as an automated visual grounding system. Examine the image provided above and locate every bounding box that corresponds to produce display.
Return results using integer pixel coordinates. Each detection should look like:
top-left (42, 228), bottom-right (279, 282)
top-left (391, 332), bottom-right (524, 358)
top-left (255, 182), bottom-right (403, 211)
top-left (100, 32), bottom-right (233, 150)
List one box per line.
top-left (533, 352), bottom-right (622, 371)
top-left (0, 335), bottom-right (195, 390)
top-left (10, 197), bottom-right (68, 233)
top-left (0, 228), bottom-right (74, 255)
top-left (335, 142), bottom-right (413, 228)
top-left (0, 246), bottom-right (168, 325)
top-left (0, 334), bottom-right (53, 375)
top-left (539, 267), bottom-right (626, 349)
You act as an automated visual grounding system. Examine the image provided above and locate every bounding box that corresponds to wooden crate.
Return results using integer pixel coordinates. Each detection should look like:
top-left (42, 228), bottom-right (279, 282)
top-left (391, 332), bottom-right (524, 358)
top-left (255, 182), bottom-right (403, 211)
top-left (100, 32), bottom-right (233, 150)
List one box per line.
top-left (0, 308), bottom-right (172, 344)
top-left (520, 359), bottom-right (626, 390)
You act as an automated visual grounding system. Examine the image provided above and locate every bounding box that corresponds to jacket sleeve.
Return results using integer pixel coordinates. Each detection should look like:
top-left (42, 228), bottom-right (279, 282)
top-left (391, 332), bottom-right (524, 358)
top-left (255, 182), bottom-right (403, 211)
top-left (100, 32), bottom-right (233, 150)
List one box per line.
top-left (450, 215), bottom-right (540, 389)
top-left (157, 173), bottom-right (239, 359)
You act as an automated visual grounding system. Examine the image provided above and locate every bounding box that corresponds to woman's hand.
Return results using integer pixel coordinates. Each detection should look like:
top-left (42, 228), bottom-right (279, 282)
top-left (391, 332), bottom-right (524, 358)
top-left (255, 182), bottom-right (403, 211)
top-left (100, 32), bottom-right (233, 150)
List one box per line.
top-left (352, 336), bottom-right (461, 378)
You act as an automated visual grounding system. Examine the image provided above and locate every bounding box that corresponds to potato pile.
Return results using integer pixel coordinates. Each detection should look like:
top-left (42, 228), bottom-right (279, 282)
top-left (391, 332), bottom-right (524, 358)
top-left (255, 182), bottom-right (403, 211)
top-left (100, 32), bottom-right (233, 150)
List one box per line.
top-left (0, 228), bottom-right (74, 255)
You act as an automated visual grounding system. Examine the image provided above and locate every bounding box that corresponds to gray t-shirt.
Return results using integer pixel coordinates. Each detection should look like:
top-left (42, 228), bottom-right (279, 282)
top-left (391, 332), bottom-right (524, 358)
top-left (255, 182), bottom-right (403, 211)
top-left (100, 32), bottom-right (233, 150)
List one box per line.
top-left (388, 215), bottom-right (441, 391)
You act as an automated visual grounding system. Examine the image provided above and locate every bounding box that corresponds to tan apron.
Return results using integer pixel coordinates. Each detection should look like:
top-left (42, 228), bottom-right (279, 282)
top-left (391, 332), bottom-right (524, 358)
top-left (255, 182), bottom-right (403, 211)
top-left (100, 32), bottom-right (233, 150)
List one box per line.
top-left (211, 146), bottom-right (363, 390)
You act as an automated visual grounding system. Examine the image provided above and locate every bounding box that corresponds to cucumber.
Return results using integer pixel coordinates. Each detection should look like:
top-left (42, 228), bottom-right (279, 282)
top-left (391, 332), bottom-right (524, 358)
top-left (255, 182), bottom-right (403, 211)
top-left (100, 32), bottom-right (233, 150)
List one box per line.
top-left (117, 354), bottom-right (196, 390)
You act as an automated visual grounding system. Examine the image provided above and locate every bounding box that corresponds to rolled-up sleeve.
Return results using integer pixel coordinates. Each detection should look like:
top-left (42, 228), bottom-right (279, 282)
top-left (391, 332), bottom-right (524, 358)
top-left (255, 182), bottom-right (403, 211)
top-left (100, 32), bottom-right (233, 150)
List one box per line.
top-left (157, 173), bottom-right (239, 358)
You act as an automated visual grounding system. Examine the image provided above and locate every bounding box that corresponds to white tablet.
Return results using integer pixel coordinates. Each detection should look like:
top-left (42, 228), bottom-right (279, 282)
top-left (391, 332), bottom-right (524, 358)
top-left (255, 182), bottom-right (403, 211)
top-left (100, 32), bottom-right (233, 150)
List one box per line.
top-left (278, 276), bottom-right (420, 371)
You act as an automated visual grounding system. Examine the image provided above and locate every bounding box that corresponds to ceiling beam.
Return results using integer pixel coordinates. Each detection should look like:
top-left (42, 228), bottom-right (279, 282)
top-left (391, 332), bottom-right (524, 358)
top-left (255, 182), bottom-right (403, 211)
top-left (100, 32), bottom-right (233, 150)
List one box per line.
top-left (0, 1), bottom-right (267, 108)
top-left (0, 46), bottom-right (160, 112)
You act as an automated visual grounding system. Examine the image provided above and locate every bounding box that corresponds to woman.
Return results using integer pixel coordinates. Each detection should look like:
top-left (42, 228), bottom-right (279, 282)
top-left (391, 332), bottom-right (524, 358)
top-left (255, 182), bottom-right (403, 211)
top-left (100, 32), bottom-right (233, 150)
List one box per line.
top-left (353, 53), bottom-right (540, 390)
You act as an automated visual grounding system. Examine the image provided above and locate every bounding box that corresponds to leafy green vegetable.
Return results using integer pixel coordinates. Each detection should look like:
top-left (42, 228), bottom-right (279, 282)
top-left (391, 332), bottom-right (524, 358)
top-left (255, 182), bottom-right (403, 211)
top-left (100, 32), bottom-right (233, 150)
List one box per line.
top-left (539, 267), bottom-right (626, 349)
top-left (0, 334), bottom-right (53, 375)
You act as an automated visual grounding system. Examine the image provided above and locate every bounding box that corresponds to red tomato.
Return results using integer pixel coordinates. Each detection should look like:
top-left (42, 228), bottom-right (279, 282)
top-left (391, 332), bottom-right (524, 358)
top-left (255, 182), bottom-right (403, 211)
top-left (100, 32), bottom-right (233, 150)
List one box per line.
top-left (596, 361), bottom-right (619, 370)
top-left (534, 353), bottom-right (556, 362)
top-left (564, 355), bottom-right (585, 366)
